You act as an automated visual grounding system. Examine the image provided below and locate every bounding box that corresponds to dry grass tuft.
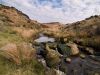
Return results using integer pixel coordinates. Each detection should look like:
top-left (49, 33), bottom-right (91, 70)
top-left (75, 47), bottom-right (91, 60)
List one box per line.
top-left (0, 43), bottom-right (36, 65)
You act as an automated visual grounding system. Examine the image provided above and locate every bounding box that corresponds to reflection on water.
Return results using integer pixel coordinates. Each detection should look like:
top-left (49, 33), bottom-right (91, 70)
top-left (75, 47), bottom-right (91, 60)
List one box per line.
top-left (34, 34), bottom-right (55, 42)
top-left (59, 56), bottom-right (100, 75)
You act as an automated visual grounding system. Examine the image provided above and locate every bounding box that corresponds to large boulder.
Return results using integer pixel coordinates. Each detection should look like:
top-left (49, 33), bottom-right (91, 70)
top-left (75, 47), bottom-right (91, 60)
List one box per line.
top-left (67, 42), bottom-right (79, 55)
top-left (57, 43), bottom-right (71, 57)
top-left (45, 44), bottom-right (61, 67)
top-left (78, 46), bottom-right (94, 54)
top-left (85, 47), bottom-right (94, 54)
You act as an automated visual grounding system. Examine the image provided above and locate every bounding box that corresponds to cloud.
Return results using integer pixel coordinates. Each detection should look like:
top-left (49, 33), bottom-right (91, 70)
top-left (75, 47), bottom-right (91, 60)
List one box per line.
top-left (1, 0), bottom-right (100, 23)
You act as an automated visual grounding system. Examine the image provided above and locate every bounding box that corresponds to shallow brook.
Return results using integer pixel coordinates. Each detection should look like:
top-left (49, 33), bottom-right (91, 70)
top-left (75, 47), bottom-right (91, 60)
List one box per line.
top-left (58, 56), bottom-right (100, 75)
top-left (33, 34), bottom-right (100, 75)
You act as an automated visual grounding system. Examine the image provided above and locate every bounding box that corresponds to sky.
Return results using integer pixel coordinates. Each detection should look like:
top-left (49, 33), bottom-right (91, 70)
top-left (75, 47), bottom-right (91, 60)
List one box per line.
top-left (1, 0), bottom-right (100, 23)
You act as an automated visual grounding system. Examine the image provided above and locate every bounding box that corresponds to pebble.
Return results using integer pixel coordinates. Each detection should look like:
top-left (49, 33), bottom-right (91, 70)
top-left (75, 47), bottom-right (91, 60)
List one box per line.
top-left (66, 58), bottom-right (71, 63)
top-left (79, 54), bottom-right (86, 59)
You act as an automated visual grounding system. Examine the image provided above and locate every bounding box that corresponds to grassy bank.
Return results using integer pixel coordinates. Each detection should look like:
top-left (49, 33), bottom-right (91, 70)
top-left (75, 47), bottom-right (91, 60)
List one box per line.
top-left (0, 56), bottom-right (45, 75)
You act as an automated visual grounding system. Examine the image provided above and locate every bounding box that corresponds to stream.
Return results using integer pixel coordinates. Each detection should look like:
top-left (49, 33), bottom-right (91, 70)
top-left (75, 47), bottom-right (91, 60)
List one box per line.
top-left (59, 56), bottom-right (100, 75)
top-left (33, 34), bottom-right (100, 75)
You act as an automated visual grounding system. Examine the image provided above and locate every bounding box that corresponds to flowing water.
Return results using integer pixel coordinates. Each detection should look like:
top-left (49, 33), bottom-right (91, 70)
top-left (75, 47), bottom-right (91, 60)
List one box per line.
top-left (59, 56), bottom-right (100, 75)
top-left (34, 34), bottom-right (100, 75)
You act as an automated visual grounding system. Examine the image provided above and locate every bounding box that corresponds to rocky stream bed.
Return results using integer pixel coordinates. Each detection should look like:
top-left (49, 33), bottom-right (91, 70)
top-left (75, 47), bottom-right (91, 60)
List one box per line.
top-left (33, 34), bottom-right (100, 75)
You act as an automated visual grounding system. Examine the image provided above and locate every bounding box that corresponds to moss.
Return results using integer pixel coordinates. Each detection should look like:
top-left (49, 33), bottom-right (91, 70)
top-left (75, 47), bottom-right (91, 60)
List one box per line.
top-left (46, 56), bottom-right (59, 68)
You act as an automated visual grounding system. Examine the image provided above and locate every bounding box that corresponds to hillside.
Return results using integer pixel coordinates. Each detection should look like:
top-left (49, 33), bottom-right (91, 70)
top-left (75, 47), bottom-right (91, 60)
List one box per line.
top-left (0, 4), bottom-right (41, 39)
top-left (41, 15), bottom-right (100, 50)
top-left (0, 4), bottom-right (40, 28)
top-left (63, 15), bottom-right (100, 50)
top-left (0, 4), bottom-right (45, 75)
top-left (41, 22), bottom-right (64, 38)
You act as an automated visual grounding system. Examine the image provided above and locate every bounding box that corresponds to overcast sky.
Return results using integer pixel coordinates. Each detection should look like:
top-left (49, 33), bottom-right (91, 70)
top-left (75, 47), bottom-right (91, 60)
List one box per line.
top-left (1, 0), bottom-right (100, 23)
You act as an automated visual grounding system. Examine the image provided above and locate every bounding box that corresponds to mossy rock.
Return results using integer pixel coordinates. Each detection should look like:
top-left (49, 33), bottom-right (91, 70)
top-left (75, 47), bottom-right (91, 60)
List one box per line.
top-left (45, 44), bottom-right (61, 68)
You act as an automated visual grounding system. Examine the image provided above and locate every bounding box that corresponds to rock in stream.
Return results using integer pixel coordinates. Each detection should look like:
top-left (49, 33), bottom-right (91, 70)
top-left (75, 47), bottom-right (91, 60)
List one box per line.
top-left (33, 35), bottom-right (100, 75)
